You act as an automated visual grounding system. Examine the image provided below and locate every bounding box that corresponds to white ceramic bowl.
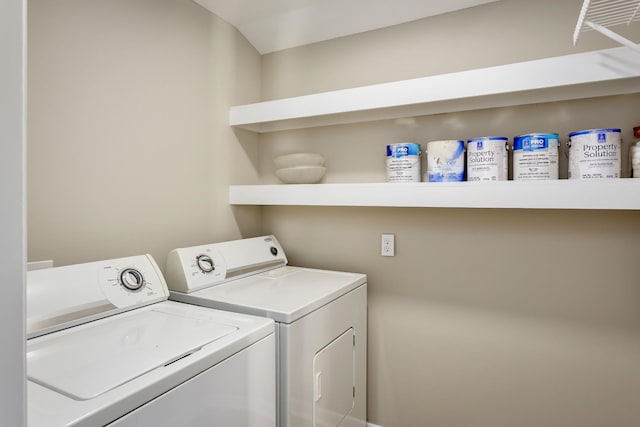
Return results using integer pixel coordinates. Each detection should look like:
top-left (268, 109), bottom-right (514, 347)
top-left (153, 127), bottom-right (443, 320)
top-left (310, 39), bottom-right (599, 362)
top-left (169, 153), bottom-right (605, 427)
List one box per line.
top-left (273, 153), bottom-right (325, 170)
top-left (275, 166), bottom-right (326, 184)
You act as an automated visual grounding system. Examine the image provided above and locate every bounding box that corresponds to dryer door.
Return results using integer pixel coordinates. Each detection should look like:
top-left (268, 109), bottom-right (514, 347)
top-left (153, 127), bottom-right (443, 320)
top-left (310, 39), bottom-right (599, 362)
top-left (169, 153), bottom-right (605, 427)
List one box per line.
top-left (312, 328), bottom-right (355, 427)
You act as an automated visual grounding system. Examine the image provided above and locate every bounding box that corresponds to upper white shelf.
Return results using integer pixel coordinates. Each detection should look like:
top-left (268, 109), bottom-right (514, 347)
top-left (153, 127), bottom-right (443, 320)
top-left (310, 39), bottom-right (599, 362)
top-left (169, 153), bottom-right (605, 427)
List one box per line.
top-left (230, 46), bottom-right (640, 133)
top-left (229, 180), bottom-right (640, 210)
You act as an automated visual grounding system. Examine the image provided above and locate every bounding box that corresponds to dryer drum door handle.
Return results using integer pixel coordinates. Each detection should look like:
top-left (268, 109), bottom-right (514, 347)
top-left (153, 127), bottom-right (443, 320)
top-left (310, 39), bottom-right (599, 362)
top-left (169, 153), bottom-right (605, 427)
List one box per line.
top-left (314, 371), bottom-right (322, 402)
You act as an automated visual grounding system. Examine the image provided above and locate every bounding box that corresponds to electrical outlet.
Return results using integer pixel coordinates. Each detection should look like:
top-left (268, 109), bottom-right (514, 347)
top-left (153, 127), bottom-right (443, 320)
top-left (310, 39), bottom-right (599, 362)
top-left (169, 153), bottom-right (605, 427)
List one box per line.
top-left (381, 234), bottom-right (395, 257)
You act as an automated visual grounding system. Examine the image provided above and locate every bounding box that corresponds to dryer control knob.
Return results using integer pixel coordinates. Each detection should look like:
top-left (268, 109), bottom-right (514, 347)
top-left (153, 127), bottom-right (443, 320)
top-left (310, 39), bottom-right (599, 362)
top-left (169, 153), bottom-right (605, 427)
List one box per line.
top-left (119, 268), bottom-right (145, 291)
top-left (196, 254), bottom-right (215, 273)
top-left (270, 246), bottom-right (278, 256)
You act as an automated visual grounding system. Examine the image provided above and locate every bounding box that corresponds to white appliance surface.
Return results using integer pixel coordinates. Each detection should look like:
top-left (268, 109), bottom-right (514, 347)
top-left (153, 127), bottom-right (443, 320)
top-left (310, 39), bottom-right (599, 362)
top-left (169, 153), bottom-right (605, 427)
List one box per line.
top-left (165, 235), bottom-right (288, 293)
top-left (165, 236), bottom-right (367, 427)
top-left (28, 307), bottom-right (237, 400)
top-left (172, 266), bottom-right (366, 324)
top-left (279, 286), bottom-right (367, 427)
top-left (27, 255), bottom-right (276, 427)
top-left (27, 254), bottom-right (168, 339)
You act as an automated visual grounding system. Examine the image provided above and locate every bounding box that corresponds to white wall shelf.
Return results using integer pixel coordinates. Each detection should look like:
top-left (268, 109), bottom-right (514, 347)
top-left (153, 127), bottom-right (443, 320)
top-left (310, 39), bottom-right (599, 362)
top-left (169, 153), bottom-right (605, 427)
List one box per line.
top-left (230, 46), bottom-right (640, 133)
top-left (230, 46), bottom-right (640, 210)
top-left (229, 180), bottom-right (640, 210)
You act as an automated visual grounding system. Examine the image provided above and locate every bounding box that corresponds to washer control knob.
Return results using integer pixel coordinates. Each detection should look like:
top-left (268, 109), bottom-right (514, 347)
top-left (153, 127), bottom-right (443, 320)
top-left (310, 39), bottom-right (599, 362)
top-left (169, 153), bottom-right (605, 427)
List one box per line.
top-left (270, 246), bottom-right (278, 256)
top-left (196, 254), bottom-right (215, 273)
top-left (119, 268), bottom-right (145, 291)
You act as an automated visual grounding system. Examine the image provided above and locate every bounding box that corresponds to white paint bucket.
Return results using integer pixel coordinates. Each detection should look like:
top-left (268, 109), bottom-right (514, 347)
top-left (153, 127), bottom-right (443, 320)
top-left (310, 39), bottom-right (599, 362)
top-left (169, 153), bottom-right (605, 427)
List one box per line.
top-left (386, 143), bottom-right (421, 183)
top-left (513, 133), bottom-right (559, 180)
top-left (630, 126), bottom-right (640, 178)
top-left (466, 137), bottom-right (508, 181)
top-left (425, 140), bottom-right (465, 182)
top-left (567, 129), bottom-right (621, 179)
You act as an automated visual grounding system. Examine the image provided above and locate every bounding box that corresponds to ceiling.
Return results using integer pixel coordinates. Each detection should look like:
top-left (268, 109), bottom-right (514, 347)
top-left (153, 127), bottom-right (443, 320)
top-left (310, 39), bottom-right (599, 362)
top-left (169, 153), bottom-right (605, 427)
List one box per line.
top-left (193, 0), bottom-right (501, 54)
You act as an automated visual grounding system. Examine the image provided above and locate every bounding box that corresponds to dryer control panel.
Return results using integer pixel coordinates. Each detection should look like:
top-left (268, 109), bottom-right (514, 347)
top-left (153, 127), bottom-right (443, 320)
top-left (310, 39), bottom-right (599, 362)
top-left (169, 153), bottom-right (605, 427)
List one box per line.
top-left (165, 235), bottom-right (287, 293)
top-left (27, 254), bottom-right (168, 339)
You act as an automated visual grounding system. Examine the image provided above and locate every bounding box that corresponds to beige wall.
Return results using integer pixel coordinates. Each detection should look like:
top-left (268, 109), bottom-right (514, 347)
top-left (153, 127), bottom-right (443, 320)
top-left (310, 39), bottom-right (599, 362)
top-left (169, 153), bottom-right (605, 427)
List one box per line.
top-left (27, 0), bottom-right (262, 269)
top-left (261, 0), bottom-right (640, 99)
top-left (258, 0), bottom-right (640, 426)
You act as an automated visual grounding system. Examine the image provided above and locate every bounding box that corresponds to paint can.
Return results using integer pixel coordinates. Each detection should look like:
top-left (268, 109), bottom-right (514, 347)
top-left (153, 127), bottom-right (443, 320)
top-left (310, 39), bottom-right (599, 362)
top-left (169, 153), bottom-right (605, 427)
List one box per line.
top-left (567, 129), bottom-right (621, 179)
top-left (466, 137), bottom-right (508, 181)
top-left (512, 133), bottom-right (559, 180)
top-left (630, 126), bottom-right (640, 178)
top-left (425, 140), bottom-right (465, 182)
top-left (386, 143), bottom-right (421, 183)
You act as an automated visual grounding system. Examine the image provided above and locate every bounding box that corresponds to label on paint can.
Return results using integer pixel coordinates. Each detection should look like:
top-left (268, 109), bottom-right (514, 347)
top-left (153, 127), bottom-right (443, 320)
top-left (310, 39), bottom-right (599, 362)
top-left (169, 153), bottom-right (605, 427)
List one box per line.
top-left (425, 140), bottom-right (465, 182)
top-left (466, 137), bottom-right (508, 181)
top-left (513, 133), bottom-right (559, 180)
top-left (631, 142), bottom-right (640, 178)
top-left (567, 129), bottom-right (621, 179)
top-left (386, 143), bottom-right (421, 183)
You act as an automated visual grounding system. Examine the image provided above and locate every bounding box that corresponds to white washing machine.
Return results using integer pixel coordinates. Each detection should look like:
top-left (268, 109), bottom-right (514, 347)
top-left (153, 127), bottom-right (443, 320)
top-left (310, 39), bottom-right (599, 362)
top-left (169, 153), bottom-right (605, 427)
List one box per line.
top-left (27, 254), bottom-right (276, 426)
top-left (165, 235), bottom-right (367, 427)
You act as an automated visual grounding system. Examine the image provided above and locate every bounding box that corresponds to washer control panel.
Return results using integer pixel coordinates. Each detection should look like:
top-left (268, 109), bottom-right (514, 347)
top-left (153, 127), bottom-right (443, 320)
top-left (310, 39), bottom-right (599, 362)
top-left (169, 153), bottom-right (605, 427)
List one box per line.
top-left (97, 256), bottom-right (168, 308)
top-left (165, 246), bottom-right (228, 293)
top-left (27, 254), bottom-right (169, 338)
top-left (165, 235), bottom-right (287, 293)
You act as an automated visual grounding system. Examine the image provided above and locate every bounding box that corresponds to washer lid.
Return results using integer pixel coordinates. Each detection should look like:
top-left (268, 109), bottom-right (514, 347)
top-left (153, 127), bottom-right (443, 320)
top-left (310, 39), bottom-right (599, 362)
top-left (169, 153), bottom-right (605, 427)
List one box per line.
top-left (174, 266), bottom-right (366, 323)
top-left (27, 308), bottom-right (237, 400)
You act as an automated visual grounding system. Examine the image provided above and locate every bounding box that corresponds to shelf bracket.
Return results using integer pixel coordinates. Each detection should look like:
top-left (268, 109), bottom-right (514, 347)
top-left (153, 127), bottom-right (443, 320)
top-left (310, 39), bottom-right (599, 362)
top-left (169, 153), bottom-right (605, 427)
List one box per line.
top-left (574, 0), bottom-right (640, 52)
top-left (584, 21), bottom-right (640, 53)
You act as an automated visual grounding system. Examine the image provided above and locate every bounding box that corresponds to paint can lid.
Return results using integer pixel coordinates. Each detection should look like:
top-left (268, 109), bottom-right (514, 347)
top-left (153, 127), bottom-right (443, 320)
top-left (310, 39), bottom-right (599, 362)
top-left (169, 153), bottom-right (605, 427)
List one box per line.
top-left (568, 128), bottom-right (621, 137)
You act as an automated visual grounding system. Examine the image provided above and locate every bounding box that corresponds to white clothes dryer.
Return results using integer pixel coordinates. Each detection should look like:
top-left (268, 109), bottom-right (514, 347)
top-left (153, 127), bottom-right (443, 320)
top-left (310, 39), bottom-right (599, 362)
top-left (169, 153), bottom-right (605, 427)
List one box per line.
top-left (166, 235), bottom-right (367, 427)
top-left (27, 254), bottom-right (276, 427)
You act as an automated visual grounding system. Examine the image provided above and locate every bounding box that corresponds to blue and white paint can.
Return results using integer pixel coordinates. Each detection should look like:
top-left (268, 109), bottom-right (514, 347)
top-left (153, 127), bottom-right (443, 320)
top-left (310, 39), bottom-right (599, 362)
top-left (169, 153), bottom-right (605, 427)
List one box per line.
top-left (513, 133), bottom-right (559, 180)
top-left (386, 143), bottom-right (421, 183)
top-left (425, 140), bottom-right (465, 182)
top-left (466, 137), bottom-right (508, 181)
top-left (567, 129), bottom-right (621, 179)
